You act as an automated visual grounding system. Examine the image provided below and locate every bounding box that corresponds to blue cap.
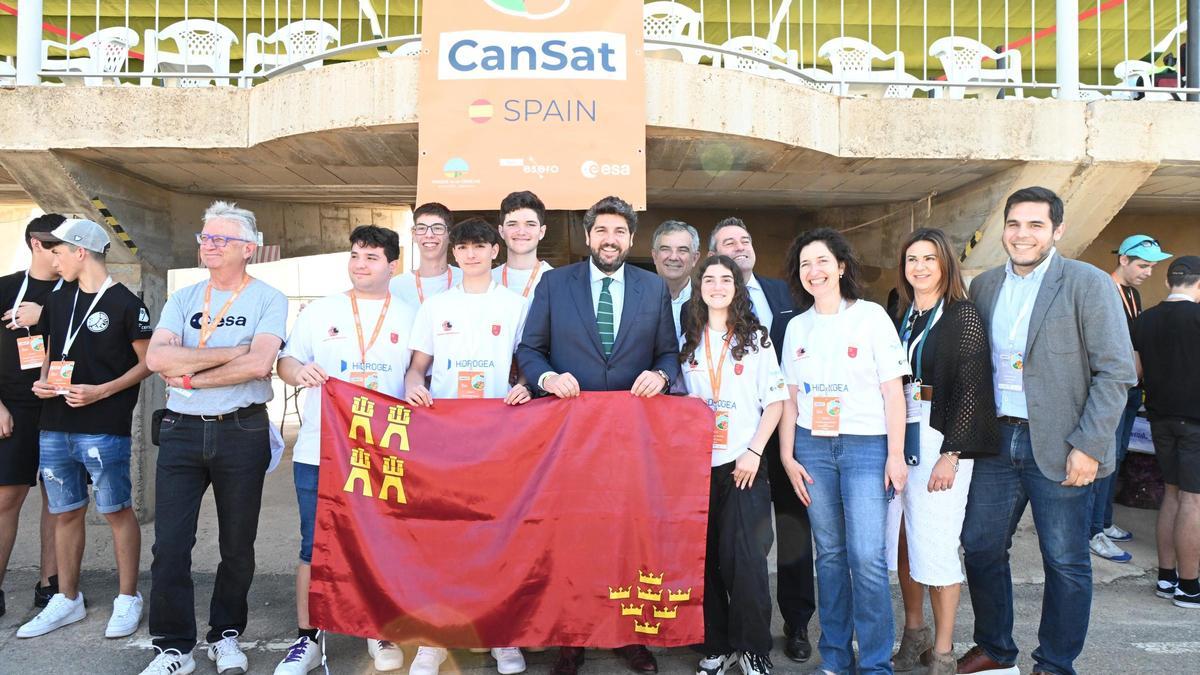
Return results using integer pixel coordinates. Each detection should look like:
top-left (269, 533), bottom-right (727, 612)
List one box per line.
top-left (1113, 235), bottom-right (1173, 262)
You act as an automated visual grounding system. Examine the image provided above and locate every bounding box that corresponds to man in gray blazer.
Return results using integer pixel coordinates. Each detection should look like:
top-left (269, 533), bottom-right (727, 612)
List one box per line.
top-left (957, 187), bottom-right (1136, 675)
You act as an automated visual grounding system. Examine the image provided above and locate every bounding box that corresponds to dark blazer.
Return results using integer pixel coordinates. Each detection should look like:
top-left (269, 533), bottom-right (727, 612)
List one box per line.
top-left (518, 261), bottom-right (682, 393)
top-left (681, 274), bottom-right (795, 361)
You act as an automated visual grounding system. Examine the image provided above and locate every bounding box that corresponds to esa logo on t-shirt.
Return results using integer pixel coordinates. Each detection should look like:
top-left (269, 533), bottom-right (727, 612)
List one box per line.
top-left (190, 312), bottom-right (248, 329)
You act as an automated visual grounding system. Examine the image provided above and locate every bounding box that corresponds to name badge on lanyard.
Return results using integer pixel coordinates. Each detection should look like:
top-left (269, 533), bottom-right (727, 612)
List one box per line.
top-left (458, 371), bottom-right (485, 398)
top-left (17, 335), bottom-right (46, 370)
top-left (48, 360), bottom-right (74, 394)
top-left (811, 396), bottom-right (842, 437)
top-left (900, 301), bottom-right (941, 422)
top-left (997, 352), bottom-right (1025, 391)
top-left (704, 328), bottom-right (735, 451)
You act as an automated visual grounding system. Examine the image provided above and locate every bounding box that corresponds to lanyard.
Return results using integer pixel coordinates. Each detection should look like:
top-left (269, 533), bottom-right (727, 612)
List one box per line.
top-left (199, 275), bottom-right (251, 348)
top-left (703, 327), bottom-right (734, 401)
top-left (60, 276), bottom-right (112, 359)
top-left (901, 300), bottom-right (941, 382)
top-left (1117, 284), bottom-right (1139, 319)
top-left (812, 299), bottom-right (850, 386)
top-left (11, 272), bottom-right (63, 333)
top-left (414, 268), bottom-right (453, 304)
top-left (350, 291), bottom-right (391, 364)
top-left (501, 261), bottom-right (542, 298)
top-left (1001, 284), bottom-right (1038, 349)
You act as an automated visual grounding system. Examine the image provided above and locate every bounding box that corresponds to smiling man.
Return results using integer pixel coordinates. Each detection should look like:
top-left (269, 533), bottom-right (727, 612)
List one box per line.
top-left (649, 219), bottom-right (700, 338)
top-left (493, 191), bottom-right (554, 301)
top-left (390, 202), bottom-right (463, 309)
top-left (960, 187), bottom-right (1136, 675)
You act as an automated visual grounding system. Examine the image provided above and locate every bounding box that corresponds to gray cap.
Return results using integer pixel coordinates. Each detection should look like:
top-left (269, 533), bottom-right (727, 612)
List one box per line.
top-left (32, 218), bottom-right (111, 253)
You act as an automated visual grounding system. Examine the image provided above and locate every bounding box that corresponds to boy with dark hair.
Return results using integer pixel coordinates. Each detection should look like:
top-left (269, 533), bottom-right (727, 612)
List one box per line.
top-left (391, 202), bottom-right (462, 308)
top-left (274, 225), bottom-right (415, 673)
top-left (0, 213), bottom-right (65, 618)
top-left (404, 217), bottom-right (531, 675)
top-left (493, 191), bottom-right (553, 301)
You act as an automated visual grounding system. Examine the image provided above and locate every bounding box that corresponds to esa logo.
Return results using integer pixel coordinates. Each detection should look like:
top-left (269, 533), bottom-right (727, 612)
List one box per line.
top-left (190, 312), bottom-right (248, 330)
top-left (581, 160), bottom-right (632, 179)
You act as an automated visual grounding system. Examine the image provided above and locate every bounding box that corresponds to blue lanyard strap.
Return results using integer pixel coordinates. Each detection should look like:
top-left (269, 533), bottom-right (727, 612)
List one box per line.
top-left (901, 300), bottom-right (941, 383)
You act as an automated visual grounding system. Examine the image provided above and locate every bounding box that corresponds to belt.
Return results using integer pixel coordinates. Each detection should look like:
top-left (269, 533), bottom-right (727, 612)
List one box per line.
top-left (172, 403), bottom-right (267, 423)
top-left (998, 415), bottom-right (1028, 425)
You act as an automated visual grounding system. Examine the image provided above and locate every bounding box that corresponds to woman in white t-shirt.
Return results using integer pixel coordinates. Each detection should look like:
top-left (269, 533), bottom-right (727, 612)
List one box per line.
top-left (777, 228), bottom-right (910, 675)
top-left (680, 256), bottom-right (786, 675)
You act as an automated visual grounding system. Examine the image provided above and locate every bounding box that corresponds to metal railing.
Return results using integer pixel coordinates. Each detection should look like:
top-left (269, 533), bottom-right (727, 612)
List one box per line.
top-left (3, 0), bottom-right (1197, 100)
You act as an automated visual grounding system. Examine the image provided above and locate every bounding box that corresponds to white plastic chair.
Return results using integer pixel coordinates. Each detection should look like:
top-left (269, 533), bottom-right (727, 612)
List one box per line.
top-left (141, 19), bottom-right (238, 87)
top-left (244, 20), bottom-right (340, 75)
top-left (394, 39), bottom-right (423, 56)
top-left (41, 27), bottom-right (138, 86)
top-left (643, 1), bottom-right (707, 65)
top-left (928, 36), bottom-right (1023, 99)
top-left (818, 36), bottom-right (906, 97)
top-left (716, 36), bottom-right (800, 85)
top-left (0, 59), bottom-right (15, 85)
top-left (1110, 22), bottom-right (1188, 101)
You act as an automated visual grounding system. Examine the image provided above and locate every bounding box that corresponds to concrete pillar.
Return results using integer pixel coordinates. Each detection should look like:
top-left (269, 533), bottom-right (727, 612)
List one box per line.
top-left (15, 0), bottom-right (42, 85)
top-left (1056, 0), bottom-right (1080, 100)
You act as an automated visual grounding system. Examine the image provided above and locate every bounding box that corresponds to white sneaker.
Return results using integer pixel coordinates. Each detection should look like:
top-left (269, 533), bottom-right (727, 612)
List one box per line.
top-left (492, 647), bottom-right (526, 674)
top-left (369, 638), bottom-right (406, 672)
top-left (274, 635), bottom-right (322, 674)
top-left (1104, 524), bottom-right (1133, 541)
top-left (409, 645), bottom-right (448, 675)
top-left (1089, 532), bottom-right (1132, 563)
top-left (139, 648), bottom-right (197, 674)
top-left (738, 652), bottom-right (773, 675)
top-left (106, 592), bottom-right (144, 638)
top-left (696, 653), bottom-right (737, 675)
top-left (206, 629), bottom-right (249, 674)
top-left (17, 591), bottom-right (86, 637)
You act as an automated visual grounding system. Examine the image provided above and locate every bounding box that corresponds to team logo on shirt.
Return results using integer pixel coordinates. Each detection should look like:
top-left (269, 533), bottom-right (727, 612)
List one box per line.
top-left (329, 326), bottom-right (340, 337)
top-left (190, 312), bottom-right (248, 329)
top-left (733, 363), bottom-right (744, 376)
top-left (138, 308), bottom-right (150, 323)
top-left (439, 320), bottom-right (459, 335)
top-left (795, 347), bottom-right (808, 359)
top-left (847, 346), bottom-right (858, 358)
top-left (390, 332), bottom-right (399, 344)
top-left (491, 323), bottom-right (501, 336)
top-left (86, 311), bottom-right (110, 333)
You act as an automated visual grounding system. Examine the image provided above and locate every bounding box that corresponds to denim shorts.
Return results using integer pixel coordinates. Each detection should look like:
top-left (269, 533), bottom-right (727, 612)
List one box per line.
top-left (295, 461), bottom-right (319, 563)
top-left (39, 431), bottom-right (132, 514)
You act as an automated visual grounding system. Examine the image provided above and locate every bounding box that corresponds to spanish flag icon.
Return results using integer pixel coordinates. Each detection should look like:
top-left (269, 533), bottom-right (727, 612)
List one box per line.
top-left (469, 99), bottom-right (494, 123)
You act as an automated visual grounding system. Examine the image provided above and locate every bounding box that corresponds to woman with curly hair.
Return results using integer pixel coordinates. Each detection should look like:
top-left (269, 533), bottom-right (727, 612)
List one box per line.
top-left (680, 255), bottom-right (787, 675)
top-left (777, 228), bottom-right (910, 675)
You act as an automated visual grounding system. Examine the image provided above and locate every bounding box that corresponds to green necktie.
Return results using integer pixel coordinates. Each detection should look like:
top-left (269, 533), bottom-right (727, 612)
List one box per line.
top-left (598, 276), bottom-right (615, 357)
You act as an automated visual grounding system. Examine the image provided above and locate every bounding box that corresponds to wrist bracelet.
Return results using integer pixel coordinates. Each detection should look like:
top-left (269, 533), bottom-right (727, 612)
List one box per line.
top-left (747, 448), bottom-right (762, 457)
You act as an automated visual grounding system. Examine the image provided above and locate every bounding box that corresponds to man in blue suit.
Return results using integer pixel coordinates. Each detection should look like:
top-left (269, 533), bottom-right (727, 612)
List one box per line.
top-left (517, 195), bottom-right (681, 675)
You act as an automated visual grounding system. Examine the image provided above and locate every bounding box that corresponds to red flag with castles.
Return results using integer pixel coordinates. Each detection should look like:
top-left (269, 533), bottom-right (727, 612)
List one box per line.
top-left (309, 378), bottom-right (713, 647)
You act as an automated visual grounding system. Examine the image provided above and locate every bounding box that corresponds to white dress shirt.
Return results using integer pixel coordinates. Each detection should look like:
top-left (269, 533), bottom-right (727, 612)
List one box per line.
top-left (745, 274), bottom-right (774, 334)
top-left (589, 258), bottom-right (626, 336)
top-left (670, 283), bottom-right (692, 338)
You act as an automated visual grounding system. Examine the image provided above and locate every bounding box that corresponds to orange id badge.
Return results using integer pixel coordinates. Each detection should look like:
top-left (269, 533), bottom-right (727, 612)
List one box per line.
top-left (457, 371), bottom-right (485, 399)
top-left (47, 360), bottom-right (74, 394)
top-left (713, 409), bottom-right (731, 450)
top-left (16, 335), bottom-right (45, 370)
top-left (348, 371), bottom-right (380, 391)
top-left (811, 396), bottom-right (842, 437)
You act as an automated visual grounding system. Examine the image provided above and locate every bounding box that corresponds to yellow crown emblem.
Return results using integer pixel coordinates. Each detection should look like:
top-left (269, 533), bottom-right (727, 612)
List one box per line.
top-left (638, 569), bottom-right (664, 585)
top-left (608, 586), bottom-right (631, 600)
top-left (620, 603), bottom-right (644, 616)
top-left (633, 620), bottom-right (661, 636)
top-left (668, 588), bottom-right (692, 602)
top-left (636, 587), bottom-right (662, 601)
top-left (652, 605), bottom-right (677, 619)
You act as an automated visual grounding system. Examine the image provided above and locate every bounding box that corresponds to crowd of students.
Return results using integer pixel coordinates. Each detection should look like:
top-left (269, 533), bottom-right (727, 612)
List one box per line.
top-left (0, 185), bottom-right (1196, 675)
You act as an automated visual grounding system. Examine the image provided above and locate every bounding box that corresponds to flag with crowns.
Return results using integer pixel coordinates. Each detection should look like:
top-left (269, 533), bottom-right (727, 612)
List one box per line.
top-left (309, 378), bottom-right (713, 647)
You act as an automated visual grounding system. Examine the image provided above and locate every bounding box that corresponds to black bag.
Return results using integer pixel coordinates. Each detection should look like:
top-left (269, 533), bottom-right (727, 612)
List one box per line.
top-left (151, 408), bottom-right (166, 446)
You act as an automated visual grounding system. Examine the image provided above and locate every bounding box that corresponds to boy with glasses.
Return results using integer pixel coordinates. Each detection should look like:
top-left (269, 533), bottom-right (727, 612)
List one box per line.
top-left (391, 203), bottom-right (463, 309)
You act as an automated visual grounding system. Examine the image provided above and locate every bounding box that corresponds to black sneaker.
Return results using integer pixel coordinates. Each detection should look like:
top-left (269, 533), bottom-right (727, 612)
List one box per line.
top-left (1175, 588), bottom-right (1200, 609)
top-left (696, 653), bottom-right (736, 675)
top-left (739, 652), bottom-right (773, 675)
top-left (34, 575), bottom-right (58, 608)
top-left (1157, 578), bottom-right (1178, 599)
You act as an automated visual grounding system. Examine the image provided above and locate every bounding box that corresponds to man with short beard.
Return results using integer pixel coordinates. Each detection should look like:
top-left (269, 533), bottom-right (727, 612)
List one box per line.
top-left (517, 196), bottom-right (680, 675)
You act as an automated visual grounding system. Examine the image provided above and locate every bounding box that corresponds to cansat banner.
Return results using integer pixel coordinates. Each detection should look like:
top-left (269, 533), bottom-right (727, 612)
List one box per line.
top-left (309, 379), bottom-right (712, 647)
top-left (416, 0), bottom-right (646, 210)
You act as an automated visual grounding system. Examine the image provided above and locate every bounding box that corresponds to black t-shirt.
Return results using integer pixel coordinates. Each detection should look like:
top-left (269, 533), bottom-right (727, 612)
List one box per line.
top-left (0, 270), bottom-right (60, 406)
top-left (35, 280), bottom-right (153, 435)
top-left (898, 306), bottom-right (940, 382)
top-left (1131, 299), bottom-right (1200, 424)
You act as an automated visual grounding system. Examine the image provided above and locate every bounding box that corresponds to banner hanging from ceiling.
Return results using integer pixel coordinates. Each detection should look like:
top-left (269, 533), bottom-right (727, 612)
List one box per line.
top-left (416, 0), bottom-right (646, 210)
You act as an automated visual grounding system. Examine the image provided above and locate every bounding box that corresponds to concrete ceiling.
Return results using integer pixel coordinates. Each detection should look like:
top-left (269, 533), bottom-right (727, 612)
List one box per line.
top-left (1125, 161), bottom-right (1200, 210)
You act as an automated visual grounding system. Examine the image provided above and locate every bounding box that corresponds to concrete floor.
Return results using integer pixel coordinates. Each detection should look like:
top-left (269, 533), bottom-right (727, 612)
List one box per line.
top-left (1, 425), bottom-right (1197, 674)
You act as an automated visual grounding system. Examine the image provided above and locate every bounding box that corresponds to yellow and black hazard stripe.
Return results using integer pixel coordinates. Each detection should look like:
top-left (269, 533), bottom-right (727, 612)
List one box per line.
top-left (959, 228), bottom-right (983, 263)
top-left (91, 197), bottom-right (137, 255)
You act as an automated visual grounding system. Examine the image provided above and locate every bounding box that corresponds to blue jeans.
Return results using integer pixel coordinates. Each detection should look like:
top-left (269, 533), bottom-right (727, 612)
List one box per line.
top-left (794, 428), bottom-right (893, 675)
top-left (961, 422), bottom-right (1092, 675)
top-left (1087, 387), bottom-right (1141, 536)
top-left (38, 431), bottom-right (132, 514)
top-left (294, 462), bottom-right (319, 564)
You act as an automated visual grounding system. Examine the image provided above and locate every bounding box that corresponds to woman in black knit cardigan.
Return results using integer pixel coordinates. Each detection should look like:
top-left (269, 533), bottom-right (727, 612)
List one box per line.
top-left (887, 228), bottom-right (999, 675)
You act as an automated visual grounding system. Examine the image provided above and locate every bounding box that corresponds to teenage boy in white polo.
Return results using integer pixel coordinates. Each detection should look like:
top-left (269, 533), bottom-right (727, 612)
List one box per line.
top-left (391, 203), bottom-right (463, 309)
top-left (492, 191), bottom-right (554, 301)
top-left (404, 217), bottom-right (531, 675)
top-left (20, 219), bottom-right (153, 640)
top-left (274, 226), bottom-right (415, 674)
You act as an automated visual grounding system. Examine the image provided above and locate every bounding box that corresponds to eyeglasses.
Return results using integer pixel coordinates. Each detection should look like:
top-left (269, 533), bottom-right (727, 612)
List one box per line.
top-left (413, 224), bottom-right (448, 236)
top-left (1120, 238), bottom-right (1160, 255)
top-left (196, 233), bottom-right (253, 248)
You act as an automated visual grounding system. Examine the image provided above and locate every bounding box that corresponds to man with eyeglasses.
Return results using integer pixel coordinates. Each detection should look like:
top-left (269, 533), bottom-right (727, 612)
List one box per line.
top-left (390, 202), bottom-right (463, 309)
top-left (493, 191), bottom-right (554, 302)
top-left (141, 201), bottom-right (288, 675)
top-left (649, 220), bottom-right (700, 338)
top-left (1088, 235), bottom-right (1174, 565)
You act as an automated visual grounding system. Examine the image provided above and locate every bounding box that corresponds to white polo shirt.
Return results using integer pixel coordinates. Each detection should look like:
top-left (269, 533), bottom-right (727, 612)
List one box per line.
top-left (409, 283), bottom-right (529, 399)
top-left (390, 267), bottom-right (464, 309)
top-left (491, 260), bottom-right (554, 301)
top-left (682, 331), bottom-right (789, 467)
top-left (281, 293), bottom-right (415, 465)
top-left (781, 300), bottom-right (910, 436)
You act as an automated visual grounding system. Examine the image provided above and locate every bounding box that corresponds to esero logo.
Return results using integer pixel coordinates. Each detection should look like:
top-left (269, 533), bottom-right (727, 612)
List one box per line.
top-left (438, 30), bottom-right (626, 81)
top-left (580, 160), bottom-right (632, 179)
top-left (443, 157), bottom-right (470, 178)
top-left (484, 0), bottom-right (571, 20)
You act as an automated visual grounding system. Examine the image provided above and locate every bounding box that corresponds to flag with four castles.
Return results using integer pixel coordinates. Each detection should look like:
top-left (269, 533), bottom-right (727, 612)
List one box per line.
top-left (309, 378), bottom-right (714, 647)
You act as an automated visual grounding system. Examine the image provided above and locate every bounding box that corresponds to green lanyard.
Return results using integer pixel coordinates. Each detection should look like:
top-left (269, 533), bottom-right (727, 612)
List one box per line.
top-left (900, 300), bottom-right (941, 383)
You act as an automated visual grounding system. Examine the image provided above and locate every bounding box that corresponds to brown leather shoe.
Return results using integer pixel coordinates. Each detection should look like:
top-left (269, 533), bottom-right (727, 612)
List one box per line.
top-left (956, 645), bottom-right (1018, 673)
top-left (552, 647), bottom-right (586, 675)
top-left (613, 644), bottom-right (658, 673)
